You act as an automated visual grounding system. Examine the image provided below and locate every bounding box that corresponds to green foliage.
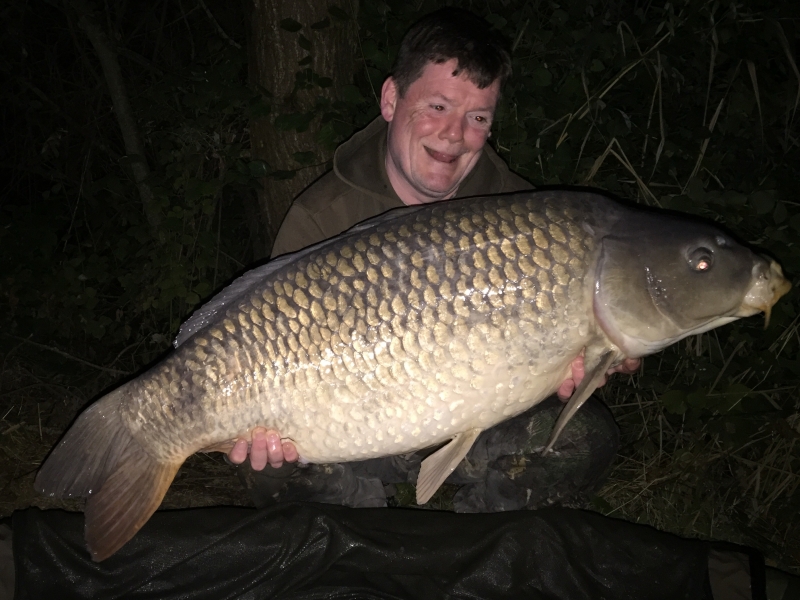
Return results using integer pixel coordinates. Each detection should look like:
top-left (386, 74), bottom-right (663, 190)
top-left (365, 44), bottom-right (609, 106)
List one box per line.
top-left (1, 12), bottom-right (263, 365)
top-left (1, 0), bottom-right (799, 566)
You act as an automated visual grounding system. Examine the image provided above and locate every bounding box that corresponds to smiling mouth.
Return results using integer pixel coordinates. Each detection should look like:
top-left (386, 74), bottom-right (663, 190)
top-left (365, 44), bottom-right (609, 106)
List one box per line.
top-left (424, 147), bottom-right (460, 163)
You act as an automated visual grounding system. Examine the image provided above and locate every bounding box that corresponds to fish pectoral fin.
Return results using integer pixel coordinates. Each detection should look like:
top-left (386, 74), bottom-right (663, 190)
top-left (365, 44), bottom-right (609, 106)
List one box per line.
top-left (416, 428), bottom-right (482, 505)
top-left (541, 350), bottom-right (617, 455)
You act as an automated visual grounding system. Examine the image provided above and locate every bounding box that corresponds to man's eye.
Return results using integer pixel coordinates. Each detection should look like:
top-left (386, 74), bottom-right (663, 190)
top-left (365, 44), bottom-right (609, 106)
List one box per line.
top-left (431, 105), bottom-right (444, 111)
top-left (475, 116), bottom-right (486, 123)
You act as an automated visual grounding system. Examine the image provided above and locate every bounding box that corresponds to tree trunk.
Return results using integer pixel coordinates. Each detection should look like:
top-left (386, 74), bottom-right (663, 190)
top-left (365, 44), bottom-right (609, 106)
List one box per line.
top-left (68, 0), bottom-right (163, 242)
top-left (247, 0), bottom-right (359, 255)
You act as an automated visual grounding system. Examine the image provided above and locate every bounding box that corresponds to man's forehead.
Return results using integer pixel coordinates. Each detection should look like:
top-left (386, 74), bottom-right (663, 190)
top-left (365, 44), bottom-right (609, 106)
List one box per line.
top-left (410, 60), bottom-right (500, 105)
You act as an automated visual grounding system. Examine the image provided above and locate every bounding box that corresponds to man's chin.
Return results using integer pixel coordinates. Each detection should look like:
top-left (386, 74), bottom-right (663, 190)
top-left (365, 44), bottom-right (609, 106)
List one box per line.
top-left (414, 185), bottom-right (458, 203)
top-left (413, 174), bottom-right (462, 200)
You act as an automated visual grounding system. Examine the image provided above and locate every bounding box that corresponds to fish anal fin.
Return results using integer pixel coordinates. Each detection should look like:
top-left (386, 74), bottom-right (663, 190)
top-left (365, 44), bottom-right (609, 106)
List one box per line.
top-left (541, 350), bottom-right (617, 455)
top-left (85, 450), bottom-right (180, 561)
top-left (416, 428), bottom-right (482, 505)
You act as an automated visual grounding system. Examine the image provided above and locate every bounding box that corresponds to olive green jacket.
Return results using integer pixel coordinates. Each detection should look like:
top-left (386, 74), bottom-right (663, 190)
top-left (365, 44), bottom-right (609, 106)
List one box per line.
top-left (270, 117), bottom-right (533, 258)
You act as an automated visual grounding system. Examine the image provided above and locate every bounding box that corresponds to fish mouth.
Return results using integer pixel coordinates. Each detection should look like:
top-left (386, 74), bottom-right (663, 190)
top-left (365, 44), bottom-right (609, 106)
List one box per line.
top-left (737, 259), bottom-right (792, 326)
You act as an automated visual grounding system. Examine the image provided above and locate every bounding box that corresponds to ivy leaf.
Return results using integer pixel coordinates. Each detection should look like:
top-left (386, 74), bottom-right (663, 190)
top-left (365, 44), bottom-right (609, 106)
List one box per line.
top-left (298, 34), bottom-right (312, 51)
top-left (686, 390), bottom-right (709, 411)
top-left (531, 67), bottom-right (552, 87)
top-left (248, 160), bottom-right (269, 177)
top-left (292, 151), bottom-right (316, 165)
top-left (685, 177), bottom-right (706, 203)
top-left (751, 190), bottom-right (776, 215)
top-left (773, 201), bottom-right (787, 224)
top-left (298, 56), bottom-right (312, 66)
top-left (270, 169), bottom-right (297, 180)
top-left (315, 121), bottom-right (339, 151)
top-left (279, 18), bottom-right (303, 33)
top-left (660, 389), bottom-right (687, 415)
top-left (340, 84), bottom-right (364, 104)
top-left (550, 9), bottom-right (569, 26)
top-left (311, 17), bottom-right (331, 29)
top-left (328, 5), bottom-right (349, 20)
top-left (274, 112), bottom-right (314, 132)
top-left (590, 59), bottom-right (604, 72)
top-left (485, 14), bottom-right (507, 29)
top-left (509, 143), bottom-right (538, 166)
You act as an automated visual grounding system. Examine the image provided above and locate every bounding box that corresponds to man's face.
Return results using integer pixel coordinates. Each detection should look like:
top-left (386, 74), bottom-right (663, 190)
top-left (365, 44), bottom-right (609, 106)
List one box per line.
top-left (380, 59), bottom-right (500, 206)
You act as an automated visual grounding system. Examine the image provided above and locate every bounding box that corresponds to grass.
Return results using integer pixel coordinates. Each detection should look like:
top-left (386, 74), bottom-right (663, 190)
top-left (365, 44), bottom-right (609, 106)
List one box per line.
top-left (2, 341), bottom-right (797, 576)
top-left (596, 355), bottom-right (800, 574)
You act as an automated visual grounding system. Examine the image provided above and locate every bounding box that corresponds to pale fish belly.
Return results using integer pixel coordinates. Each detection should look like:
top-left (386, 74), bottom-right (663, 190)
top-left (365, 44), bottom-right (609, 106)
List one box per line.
top-left (278, 361), bottom-right (575, 464)
top-left (237, 310), bottom-right (590, 464)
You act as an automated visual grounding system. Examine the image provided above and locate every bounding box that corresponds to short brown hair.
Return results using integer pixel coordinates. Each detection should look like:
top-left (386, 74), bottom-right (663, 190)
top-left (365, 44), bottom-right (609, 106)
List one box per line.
top-left (391, 8), bottom-right (513, 97)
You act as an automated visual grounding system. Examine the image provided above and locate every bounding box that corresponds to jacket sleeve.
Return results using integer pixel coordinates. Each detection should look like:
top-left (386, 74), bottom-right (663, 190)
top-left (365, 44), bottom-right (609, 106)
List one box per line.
top-left (269, 203), bottom-right (328, 259)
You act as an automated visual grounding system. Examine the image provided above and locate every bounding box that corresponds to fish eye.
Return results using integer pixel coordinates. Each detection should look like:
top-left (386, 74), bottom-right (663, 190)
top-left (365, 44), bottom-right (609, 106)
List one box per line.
top-left (688, 247), bottom-right (713, 272)
top-left (715, 236), bottom-right (728, 247)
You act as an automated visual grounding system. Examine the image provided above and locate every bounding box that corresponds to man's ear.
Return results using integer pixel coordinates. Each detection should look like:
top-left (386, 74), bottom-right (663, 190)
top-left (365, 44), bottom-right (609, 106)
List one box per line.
top-left (380, 77), bottom-right (398, 122)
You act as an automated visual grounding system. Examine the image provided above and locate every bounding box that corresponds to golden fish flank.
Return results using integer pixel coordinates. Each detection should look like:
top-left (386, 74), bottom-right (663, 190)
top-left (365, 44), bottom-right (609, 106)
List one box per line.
top-left (35, 190), bottom-right (791, 561)
top-left (172, 200), bottom-right (589, 461)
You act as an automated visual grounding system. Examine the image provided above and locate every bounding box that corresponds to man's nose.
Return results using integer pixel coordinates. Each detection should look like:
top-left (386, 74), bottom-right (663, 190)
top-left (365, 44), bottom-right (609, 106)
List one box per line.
top-left (439, 115), bottom-right (464, 142)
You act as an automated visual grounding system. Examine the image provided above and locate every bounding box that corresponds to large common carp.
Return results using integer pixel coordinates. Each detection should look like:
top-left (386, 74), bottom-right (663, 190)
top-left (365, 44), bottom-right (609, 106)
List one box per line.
top-left (36, 190), bottom-right (790, 560)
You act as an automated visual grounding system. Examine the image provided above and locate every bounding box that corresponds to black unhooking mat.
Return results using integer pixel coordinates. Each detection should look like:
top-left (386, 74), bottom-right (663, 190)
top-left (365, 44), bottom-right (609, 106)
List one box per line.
top-left (13, 503), bottom-right (713, 600)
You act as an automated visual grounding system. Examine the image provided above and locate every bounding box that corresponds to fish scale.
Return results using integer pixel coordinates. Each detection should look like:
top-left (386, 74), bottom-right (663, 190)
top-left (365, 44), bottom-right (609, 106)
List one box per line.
top-left (35, 190), bottom-right (790, 561)
top-left (121, 195), bottom-right (599, 466)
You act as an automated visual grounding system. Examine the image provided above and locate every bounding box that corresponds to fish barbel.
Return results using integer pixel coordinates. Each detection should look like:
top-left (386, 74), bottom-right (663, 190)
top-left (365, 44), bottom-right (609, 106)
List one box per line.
top-left (36, 190), bottom-right (791, 560)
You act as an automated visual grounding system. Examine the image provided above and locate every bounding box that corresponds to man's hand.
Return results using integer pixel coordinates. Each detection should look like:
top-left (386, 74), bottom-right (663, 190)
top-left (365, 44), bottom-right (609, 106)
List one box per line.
top-left (557, 355), bottom-right (641, 401)
top-left (227, 427), bottom-right (299, 470)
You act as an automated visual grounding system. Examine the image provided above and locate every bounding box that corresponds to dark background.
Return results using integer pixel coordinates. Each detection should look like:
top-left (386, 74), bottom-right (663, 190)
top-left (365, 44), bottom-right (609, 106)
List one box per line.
top-left (1, 0), bottom-right (798, 572)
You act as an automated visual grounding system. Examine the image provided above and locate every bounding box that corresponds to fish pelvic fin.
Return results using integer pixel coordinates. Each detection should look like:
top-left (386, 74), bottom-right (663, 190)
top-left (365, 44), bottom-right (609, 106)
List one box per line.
top-left (541, 350), bottom-right (617, 455)
top-left (416, 428), bottom-right (482, 505)
top-left (34, 386), bottom-right (181, 561)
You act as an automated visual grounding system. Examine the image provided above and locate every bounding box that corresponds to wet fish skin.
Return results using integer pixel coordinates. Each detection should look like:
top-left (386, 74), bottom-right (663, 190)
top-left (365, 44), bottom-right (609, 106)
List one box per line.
top-left (34, 190), bottom-right (790, 561)
top-left (127, 194), bottom-right (602, 464)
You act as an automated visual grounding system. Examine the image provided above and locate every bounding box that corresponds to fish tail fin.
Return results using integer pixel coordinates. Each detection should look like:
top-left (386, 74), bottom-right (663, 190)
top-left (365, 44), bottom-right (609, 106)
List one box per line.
top-left (35, 386), bottom-right (181, 561)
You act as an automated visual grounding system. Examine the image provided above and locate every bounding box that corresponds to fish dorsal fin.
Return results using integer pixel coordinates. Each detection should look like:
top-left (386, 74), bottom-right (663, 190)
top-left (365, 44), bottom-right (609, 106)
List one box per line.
top-left (541, 350), bottom-right (617, 454)
top-left (416, 428), bottom-right (483, 504)
top-left (174, 205), bottom-right (424, 348)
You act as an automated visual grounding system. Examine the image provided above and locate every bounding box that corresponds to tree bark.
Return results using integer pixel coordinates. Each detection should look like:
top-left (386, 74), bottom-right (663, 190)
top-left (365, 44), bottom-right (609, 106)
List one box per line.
top-left (247, 0), bottom-right (359, 255)
top-left (68, 0), bottom-right (163, 241)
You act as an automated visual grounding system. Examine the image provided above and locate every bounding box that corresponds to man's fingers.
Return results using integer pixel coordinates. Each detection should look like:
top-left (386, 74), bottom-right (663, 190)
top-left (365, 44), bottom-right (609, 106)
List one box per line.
top-left (228, 439), bottom-right (248, 465)
top-left (557, 379), bottom-right (575, 402)
top-left (282, 441), bottom-right (299, 463)
top-left (226, 428), bottom-right (300, 469)
top-left (249, 428), bottom-right (269, 471)
top-left (266, 430), bottom-right (285, 468)
top-left (571, 355), bottom-right (586, 382)
top-left (606, 357), bottom-right (641, 376)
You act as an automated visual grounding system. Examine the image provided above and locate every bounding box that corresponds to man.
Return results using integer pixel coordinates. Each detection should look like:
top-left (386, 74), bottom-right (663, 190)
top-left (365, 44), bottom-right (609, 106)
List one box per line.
top-left (227, 8), bottom-right (639, 511)
top-left (8, 11), bottom-right (788, 599)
